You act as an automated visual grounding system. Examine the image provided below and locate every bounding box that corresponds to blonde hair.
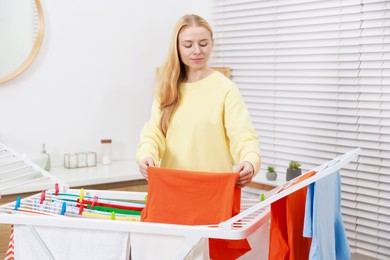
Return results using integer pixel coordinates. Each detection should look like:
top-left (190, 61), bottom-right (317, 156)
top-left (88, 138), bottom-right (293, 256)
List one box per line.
top-left (157, 14), bottom-right (213, 136)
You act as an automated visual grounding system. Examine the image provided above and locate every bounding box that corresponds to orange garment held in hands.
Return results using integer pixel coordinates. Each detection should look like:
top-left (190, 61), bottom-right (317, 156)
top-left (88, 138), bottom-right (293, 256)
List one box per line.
top-left (141, 167), bottom-right (251, 259)
top-left (268, 171), bottom-right (316, 260)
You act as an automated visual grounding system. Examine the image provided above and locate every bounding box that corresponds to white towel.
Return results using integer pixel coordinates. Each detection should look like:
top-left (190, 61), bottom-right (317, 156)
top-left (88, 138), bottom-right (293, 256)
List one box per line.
top-left (14, 225), bottom-right (130, 260)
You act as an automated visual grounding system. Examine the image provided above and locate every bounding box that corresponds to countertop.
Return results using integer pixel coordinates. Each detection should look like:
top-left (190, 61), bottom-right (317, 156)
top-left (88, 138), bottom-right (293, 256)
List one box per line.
top-left (2, 160), bottom-right (286, 195)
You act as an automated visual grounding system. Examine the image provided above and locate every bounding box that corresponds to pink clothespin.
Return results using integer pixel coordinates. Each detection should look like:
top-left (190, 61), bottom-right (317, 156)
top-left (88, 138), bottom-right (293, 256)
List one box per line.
top-left (40, 190), bottom-right (46, 204)
top-left (55, 183), bottom-right (59, 196)
top-left (91, 196), bottom-right (98, 209)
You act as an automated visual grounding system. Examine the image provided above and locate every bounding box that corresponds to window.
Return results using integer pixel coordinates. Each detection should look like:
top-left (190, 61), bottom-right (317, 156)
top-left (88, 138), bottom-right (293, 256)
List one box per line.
top-left (212, 1), bottom-right (390, 258)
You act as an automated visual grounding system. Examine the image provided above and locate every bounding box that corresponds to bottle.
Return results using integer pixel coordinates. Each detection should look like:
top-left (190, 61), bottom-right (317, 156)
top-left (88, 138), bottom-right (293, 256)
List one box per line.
top-left (100, 139), bottom-right (112, 165)
top-left (41, 144), bottom-right (51, 171)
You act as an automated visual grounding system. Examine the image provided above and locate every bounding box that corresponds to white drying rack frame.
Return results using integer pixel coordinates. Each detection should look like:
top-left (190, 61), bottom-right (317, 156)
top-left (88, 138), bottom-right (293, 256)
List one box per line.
top-left (0, 144), bottom-right (361, 260)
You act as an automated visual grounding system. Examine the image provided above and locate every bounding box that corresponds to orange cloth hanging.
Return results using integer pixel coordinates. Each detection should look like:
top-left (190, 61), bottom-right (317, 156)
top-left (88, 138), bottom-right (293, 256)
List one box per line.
top-left (141, 167), bottom-right (251, 259)
top-left (268, 171), bottom-right (315, 260)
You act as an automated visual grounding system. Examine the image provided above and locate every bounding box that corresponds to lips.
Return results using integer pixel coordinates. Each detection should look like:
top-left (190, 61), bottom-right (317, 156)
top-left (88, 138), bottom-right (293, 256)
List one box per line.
top-left (191, 58), bottom-right (203, 62)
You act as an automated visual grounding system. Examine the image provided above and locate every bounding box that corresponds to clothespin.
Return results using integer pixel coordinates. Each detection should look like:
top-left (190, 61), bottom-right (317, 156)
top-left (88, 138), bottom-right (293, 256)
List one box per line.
top-left (60, 202), bottom-right (66, 215)
top-left (78, 201), bottom-right (84, 215)
top-left (91, 196), bottom-right (98, 209)
top-left (111, 211), bottom-right (115, 220)
top-left (14, 197), bottom-right (21, 210)
top-left (40, 190), bottom-right (46, 204)
top-left (79, 188), bottom-right (84, 203)
top-left (260, 193), bottom-right (265, 202)
top-left (54, 183), bottom-right (59, 196)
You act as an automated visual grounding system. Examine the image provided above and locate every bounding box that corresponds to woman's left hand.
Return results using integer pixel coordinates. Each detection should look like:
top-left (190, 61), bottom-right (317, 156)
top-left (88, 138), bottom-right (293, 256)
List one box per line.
top-left (235, 161), bottom-right (255, 188)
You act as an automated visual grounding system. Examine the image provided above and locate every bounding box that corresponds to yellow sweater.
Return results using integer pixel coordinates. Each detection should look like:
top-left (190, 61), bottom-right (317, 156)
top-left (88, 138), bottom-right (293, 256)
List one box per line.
top-left (137, 71), bottom-right (261, 173)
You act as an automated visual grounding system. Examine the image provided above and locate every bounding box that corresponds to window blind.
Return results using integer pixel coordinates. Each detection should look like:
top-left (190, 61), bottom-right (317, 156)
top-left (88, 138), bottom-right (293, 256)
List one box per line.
top-left (212, 0), bottom-right (390, 258)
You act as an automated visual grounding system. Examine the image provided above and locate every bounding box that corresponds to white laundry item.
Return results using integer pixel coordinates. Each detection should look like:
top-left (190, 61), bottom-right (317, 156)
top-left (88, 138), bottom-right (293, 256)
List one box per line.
top-left (130, 220), bottom-right (270, 260)
top-left (14, 224), bottom-right (130, 260)
top-left (131, 232), bottom-right (209, 260)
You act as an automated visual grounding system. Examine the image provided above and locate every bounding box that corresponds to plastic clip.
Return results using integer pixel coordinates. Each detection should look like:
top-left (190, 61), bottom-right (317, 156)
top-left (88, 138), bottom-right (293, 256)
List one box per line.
top-left (91, 196), bottom-right (98, 209)
top-left (79, 188), bottom-right (84, 203)
top-left (40, 190), bottom-right (46, 204)
top-left (111, 211), bottom-right (115, 220)
top-left (61, 202), bottom-right (66, 215)
top-left (55, 183), bottom-right (59, 196)
top-left (78, 201), bottom-right (84, 215)
top-left (14, 197), bottom-right (21, 210)
top-left (260, 193), bottom-right (265, 202)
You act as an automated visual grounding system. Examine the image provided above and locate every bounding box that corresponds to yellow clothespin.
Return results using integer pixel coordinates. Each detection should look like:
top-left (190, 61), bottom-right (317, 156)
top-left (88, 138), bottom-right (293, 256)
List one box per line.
top-left (80, 188), bottom-right (84, 203)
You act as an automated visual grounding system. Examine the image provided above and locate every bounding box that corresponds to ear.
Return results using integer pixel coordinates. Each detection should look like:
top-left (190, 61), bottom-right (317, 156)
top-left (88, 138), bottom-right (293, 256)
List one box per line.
top-left (211, 38), bottom-right (215, 51)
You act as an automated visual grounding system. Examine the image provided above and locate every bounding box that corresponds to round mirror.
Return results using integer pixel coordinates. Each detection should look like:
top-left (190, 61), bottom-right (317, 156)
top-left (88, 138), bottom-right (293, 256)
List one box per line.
top-left (0, 0), bottom-right (44, 84)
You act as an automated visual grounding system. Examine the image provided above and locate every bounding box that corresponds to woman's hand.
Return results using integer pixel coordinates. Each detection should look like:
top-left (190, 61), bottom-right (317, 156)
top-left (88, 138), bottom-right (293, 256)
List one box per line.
top-left (139, 157), bottom-right (155, 180)
top-left (235, 161), bottom-right (255, 188)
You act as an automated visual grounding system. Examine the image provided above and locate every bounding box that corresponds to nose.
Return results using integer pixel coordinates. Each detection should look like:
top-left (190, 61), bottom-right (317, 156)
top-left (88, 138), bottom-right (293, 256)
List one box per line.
top-left (193, 44), bottom-right (201, 54)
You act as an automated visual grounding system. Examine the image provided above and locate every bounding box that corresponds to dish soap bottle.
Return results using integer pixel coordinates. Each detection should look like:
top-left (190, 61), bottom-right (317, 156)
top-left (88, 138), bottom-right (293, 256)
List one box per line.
top-left (41, 144), bottom-right (51, 171)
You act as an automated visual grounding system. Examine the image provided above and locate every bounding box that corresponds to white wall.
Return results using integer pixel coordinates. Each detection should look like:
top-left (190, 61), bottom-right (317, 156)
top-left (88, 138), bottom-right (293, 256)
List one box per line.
top-left (0, 0), bottom-right (212, 166)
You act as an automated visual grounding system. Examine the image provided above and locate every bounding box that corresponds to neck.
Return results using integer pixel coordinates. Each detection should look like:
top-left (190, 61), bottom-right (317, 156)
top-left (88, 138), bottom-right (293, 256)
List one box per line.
top-left (185, 67), bottom-right (214, 83)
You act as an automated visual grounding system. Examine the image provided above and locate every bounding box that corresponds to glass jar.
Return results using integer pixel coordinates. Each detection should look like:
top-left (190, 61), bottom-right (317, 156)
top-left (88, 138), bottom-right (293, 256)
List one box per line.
top-left (100, 139), bottom-right (112, 165)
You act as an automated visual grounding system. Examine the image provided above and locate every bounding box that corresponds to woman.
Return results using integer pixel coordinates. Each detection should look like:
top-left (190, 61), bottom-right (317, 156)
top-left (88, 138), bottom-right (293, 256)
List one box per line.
top-left (137, 14), bottom-right (260, 188)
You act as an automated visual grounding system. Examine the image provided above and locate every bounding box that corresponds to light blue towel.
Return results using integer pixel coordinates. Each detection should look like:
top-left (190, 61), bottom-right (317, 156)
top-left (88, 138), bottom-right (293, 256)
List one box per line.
top-left (303, 170), bottom-right (351, 260)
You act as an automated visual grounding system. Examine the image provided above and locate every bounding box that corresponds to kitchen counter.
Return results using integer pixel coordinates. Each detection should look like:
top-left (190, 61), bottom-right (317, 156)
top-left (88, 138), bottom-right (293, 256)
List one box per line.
top-left (50, 160), bottom-right (142, 188)
top-left (2, 160), bottom-right (285, 195)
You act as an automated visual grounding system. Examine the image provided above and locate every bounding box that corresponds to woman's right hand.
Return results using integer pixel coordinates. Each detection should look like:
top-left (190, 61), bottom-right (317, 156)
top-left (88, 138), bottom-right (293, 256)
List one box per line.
top-left (139, 157), bottom-right (155, 180)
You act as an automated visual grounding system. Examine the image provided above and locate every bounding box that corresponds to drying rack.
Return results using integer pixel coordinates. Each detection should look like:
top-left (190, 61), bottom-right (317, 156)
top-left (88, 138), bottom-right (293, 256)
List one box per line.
top-left (0, 142), bottom-right (361, 260)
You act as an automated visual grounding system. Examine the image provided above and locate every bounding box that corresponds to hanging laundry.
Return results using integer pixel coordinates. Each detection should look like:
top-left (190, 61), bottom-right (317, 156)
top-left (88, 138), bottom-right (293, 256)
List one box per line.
top-left (268, 171), bottom-right (315, 260)
top-left (13, 224), bottom-right (130, 260)
top-left (86, 204), bottom-right (142, 216)
top-left (141, 167), bottom-right (251, 260)
top-left (5, 225), bottom-right (14, 260)
top-left (76, 198), bottom-right (144, 211)
top-left (303, 170), bottom-right (351, 260)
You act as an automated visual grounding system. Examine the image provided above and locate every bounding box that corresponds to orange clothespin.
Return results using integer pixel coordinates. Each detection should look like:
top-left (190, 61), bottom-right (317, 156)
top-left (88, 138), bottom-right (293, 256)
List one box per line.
top-left (40, 190), bottom-right (46, 204)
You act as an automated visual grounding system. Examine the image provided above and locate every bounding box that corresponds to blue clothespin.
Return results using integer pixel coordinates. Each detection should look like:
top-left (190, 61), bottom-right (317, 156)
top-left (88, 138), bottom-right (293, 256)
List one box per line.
top-left (14, 196), bottom-right (21, 210)
top-left (61, 202), bottom-right (66, 215)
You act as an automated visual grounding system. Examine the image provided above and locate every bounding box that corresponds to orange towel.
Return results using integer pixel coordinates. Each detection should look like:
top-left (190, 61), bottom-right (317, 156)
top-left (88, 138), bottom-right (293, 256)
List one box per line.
top-left (141, 167), bottom-right (251, 259)
top-left (268, 171), bottom-right (315, 260)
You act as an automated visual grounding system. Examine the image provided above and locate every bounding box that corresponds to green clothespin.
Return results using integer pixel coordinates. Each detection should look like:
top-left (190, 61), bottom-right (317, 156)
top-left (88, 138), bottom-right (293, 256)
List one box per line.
top-left (260, 193), bottom-right (265, 202)
top-left (111, 211), bottom-right (115, 220)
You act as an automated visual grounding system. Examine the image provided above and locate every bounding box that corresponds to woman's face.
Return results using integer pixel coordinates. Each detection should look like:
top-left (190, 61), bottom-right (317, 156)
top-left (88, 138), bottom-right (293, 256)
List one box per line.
top-left (177, 25), bottom-right (214, 71)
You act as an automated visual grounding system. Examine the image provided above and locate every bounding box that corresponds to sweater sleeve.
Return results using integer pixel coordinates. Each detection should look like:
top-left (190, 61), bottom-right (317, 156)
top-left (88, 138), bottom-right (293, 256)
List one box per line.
top-left (136, 97), bottom-right (166, 165)
top-left (224, 85), bottom-right (261, 174)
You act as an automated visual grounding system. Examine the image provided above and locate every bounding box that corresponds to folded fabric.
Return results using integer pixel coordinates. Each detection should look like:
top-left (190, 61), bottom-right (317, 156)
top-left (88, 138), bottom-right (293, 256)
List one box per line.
top-left (303, 170), bottom-right (351, 260)
top-left (268, 171), bottom-right (315, 260)
top-left (141, 167), bottom-right (251, 259)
